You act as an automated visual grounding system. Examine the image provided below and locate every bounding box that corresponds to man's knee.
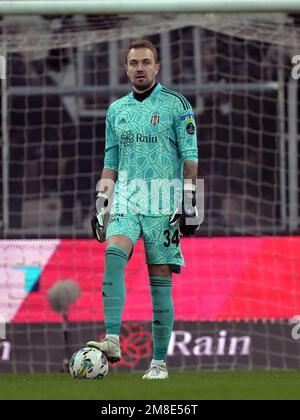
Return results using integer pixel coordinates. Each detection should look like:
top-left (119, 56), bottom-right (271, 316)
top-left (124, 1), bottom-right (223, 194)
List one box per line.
top-left (148, 264), bottom-right (172, 278)
top-left (106, 235), bottom-right (133, 257)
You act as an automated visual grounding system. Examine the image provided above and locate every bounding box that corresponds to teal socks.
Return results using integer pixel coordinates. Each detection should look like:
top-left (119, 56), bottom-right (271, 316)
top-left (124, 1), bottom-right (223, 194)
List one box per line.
top-left (102, 244), bottom-right (128, 335)
top-left (150, 276), bottom-right (174, 361)
top-left (103, 249), bottom-right (174, 359)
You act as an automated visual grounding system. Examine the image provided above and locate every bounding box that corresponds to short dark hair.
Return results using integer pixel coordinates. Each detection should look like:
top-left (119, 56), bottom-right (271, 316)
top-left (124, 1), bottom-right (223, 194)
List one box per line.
top-left (125, 40), bottom-right (159, 64)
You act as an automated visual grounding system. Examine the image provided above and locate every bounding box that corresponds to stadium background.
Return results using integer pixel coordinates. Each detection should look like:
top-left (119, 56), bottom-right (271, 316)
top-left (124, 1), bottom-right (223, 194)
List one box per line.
top-left (1, 10), bottom-right (300, 374)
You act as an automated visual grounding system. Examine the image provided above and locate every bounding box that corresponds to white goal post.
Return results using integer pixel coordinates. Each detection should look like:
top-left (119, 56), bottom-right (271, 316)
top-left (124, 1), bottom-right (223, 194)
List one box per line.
top-left (0, 0), bottom-right (300, 15)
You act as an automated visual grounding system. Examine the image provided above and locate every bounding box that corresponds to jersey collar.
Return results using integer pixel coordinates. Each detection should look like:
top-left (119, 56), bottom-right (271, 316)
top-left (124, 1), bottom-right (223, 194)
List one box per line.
top-left (130, 82), bottom-right (162, 102)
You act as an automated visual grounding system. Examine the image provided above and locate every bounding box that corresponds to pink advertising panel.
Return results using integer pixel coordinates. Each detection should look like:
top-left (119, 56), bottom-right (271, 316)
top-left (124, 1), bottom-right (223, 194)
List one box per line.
top-left (1, 237), bottom-right (299, 323)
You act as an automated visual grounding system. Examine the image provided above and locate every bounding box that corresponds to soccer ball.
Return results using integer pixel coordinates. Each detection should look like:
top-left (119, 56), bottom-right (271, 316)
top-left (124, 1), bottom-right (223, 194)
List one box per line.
top-left (69, 347), bottom-right (109, 379)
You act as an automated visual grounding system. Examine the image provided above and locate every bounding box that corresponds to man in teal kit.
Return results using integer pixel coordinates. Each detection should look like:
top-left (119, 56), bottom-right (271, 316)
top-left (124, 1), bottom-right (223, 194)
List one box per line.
top-left (88, 40), bottom-right (199, 379)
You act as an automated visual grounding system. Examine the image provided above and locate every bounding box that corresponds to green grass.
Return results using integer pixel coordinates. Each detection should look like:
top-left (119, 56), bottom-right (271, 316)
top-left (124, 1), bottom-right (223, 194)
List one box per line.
top-left (0, 371), bottom-right (300, 400)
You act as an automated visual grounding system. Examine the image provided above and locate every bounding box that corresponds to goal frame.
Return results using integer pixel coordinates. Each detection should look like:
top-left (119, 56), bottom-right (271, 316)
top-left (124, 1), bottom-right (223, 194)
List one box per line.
top-left (0, 0), bottom-right (300, 15)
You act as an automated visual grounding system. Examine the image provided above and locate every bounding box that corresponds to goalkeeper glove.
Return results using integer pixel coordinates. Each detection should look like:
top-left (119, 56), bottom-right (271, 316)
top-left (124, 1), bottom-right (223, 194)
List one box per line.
top-left (91, 192), bottom-right (110, 243)
top-left (169, 184), bottom-right (200, 236)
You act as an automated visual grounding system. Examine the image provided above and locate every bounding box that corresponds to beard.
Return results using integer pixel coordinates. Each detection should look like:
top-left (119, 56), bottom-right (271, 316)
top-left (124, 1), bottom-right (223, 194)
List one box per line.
top-left (131, 76), bottom-right (155, 92)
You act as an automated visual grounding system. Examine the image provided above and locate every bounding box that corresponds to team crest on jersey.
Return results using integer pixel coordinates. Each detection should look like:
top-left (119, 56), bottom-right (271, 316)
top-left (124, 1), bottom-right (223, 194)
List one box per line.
top-left (151, 113), bottom-right (160, 125)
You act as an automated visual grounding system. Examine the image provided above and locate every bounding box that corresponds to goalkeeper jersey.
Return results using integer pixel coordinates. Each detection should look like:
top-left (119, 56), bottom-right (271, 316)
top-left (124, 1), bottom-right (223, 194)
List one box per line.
top-left (104, 83), bottom-right (198, 215)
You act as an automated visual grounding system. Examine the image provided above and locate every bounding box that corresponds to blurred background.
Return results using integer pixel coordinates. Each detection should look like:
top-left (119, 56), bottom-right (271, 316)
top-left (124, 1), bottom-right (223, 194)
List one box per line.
top-left (1, 13), bottom-right (299, 238)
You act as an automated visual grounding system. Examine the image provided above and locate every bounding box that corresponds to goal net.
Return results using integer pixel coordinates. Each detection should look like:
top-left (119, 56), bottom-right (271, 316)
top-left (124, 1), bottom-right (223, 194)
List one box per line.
top-left (1, 10), bottom-right (300, 373)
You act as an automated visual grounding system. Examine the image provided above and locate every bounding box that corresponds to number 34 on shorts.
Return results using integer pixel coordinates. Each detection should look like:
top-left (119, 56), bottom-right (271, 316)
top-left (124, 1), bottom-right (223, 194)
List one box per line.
top-left (105, 213), bottom-right (185, 270)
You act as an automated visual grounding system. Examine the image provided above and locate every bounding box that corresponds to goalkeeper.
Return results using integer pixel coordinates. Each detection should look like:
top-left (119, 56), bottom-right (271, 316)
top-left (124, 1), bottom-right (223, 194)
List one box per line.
top-left (88, 40), bottom-right (199, 379)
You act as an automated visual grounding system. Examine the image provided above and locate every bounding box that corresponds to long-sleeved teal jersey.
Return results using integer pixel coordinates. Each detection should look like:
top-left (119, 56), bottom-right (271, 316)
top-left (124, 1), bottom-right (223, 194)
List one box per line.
top-left (104, 83), bottom-right (198, 215)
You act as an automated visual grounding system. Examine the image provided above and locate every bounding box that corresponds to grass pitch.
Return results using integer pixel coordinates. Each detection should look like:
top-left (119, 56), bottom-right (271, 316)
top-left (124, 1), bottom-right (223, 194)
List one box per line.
top-left (0, 371), bottom-right (300, 400)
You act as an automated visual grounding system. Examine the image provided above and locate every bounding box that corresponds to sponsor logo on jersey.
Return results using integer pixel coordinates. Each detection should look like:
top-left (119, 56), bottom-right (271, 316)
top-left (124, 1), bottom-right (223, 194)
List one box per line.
top-left (151, 113), bottom-right (160, 125)
top-left (180, 113), bottom-right (195, 123)
top-left (186, 122), bottom-right (195, 135)
top-left (136, 134), bottom-right (158, 143)
top-left (121, 131), bottom-right (134, 146)
top-left (121, 130), bottom-right (158, 146)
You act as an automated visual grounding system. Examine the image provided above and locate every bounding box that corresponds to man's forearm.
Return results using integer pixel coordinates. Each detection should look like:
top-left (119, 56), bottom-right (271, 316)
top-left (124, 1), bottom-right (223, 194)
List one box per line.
top-left (97, 168), bottom-right (117, 197)
top-left (183, 160), bottom-right (198, 187)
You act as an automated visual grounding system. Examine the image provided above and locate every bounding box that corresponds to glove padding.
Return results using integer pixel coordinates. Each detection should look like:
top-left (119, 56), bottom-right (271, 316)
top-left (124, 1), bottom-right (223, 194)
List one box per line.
top-left (169, 188), bottom-right (200, 236)
top-left (91, 193), bottom-right (110, 243)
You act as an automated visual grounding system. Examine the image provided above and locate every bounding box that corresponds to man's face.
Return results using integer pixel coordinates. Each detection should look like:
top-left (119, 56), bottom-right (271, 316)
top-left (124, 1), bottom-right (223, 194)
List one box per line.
top-left (125, 47), bottom-right (160, 92)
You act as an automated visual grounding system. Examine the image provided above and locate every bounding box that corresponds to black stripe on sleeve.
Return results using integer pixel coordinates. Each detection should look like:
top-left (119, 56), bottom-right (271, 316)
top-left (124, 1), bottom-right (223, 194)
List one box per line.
top-left (161, 87), bottom-right (190, 110)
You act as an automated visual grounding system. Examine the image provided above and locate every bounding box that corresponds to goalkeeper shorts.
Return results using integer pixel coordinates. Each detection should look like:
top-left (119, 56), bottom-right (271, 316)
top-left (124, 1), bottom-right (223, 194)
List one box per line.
top-left (105, 213), bottom-right (185, 274)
